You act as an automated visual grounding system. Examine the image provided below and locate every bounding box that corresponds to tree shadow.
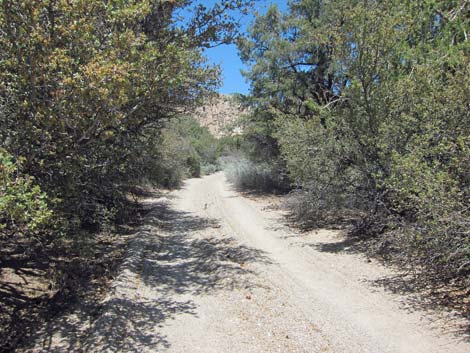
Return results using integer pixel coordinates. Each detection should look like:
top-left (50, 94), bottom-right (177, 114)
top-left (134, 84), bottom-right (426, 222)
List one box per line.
top-left (366, 274), bottom-right (470, 342)
top-left (0, 239), bottom-right (54, 353)
top-left (309, 237), bottom-right (363, 254)
top-left (0, 223), bottom-right (137, 352)
top-left (25, 198), bottom-right (271, 352)
top-left (140, 206), bottom-right (272, 296)
top-left (34, 297), bottom-right (195, 353)
top-left (308, 234), bottom-right (470, 342)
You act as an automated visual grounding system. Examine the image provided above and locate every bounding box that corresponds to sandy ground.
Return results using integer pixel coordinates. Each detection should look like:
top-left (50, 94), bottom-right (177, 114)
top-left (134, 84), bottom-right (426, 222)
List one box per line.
top-left (27, 172), bottom-right (469, 353)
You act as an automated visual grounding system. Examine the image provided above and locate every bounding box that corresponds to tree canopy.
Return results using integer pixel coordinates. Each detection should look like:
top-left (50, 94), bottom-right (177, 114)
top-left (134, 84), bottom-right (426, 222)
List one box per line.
top-left (0, 0), bottom-right (249, 231)
top-left (238, 0), bottom-right (470, 285)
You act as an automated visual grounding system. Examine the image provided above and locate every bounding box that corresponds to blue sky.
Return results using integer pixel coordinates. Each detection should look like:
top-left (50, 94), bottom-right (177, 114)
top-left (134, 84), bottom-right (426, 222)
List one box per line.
top-left (200, 1), bottom-right (289, 94)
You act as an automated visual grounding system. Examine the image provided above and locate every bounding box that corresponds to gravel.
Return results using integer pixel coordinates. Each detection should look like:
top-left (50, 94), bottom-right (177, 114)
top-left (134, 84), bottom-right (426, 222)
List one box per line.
top-left (27, 172), bottom-right (470, 352)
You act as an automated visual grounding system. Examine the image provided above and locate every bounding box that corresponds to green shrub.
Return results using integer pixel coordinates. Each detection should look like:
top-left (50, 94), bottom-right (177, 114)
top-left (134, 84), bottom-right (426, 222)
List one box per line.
top-left (0, 0), bottom-right (247, 230)
top-left (0, 149), bottom-right (52, 238)
top-left (223, 155), bottom-right (286, 192)
top-left (379, 61), bottom-right (470, 284)
top-left (239, 0), bottom-right (470, 289)
top-left (201, 163), bottom-right (221, 176)
top-left (137, 116), bottom-right (220, 188)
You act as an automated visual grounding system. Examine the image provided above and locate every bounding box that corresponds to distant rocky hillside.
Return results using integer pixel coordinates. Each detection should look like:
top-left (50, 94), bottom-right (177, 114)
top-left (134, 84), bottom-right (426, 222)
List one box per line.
top-left (194, 94), bottom-right (247, 138)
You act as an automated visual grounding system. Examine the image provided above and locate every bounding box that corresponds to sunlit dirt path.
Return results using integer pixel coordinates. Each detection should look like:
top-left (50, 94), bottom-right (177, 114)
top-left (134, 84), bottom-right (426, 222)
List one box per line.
top-left (28, 172), bottom-right (469, 353)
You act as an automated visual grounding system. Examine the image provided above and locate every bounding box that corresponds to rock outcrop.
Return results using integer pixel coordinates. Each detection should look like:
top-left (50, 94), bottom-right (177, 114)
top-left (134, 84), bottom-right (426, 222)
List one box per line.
top-left (194, 94), bottom-right (247, 138)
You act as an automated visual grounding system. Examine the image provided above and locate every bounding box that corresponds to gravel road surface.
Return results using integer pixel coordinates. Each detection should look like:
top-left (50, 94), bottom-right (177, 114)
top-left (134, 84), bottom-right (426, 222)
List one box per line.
top-left (28, 172), bottom-right (469, 353)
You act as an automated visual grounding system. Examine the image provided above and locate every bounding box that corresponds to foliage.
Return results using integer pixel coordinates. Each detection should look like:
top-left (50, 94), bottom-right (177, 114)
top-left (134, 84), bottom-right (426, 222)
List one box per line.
top-left (142, 116), bottom-right (221, 188)
top-left (0, 0), bottom-right (249, 230)
top-left (168, 116), bottom-right (221, 172)
top-left (239, 0), bottom-right (470, 285)
top-left (0, 2), bottom-right (251, 350)
top-left (223, 154), bottom-right (286, 192)
top-left (0, 149), bottom-right (52, 238)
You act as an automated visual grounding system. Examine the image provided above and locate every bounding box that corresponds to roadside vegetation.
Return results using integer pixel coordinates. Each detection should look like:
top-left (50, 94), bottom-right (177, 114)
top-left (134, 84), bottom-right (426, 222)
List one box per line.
top-left (229, 0), bottom-right (470, 298)
top-left (1, 0), bottom-right (469, 350)
top-left (0, 0), bottom-right (249, 351)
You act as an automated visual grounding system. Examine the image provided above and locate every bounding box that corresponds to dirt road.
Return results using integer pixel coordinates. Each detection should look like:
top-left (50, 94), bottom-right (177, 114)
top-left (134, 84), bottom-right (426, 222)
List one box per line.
top-left (30, 172), bottom-right (469, 352)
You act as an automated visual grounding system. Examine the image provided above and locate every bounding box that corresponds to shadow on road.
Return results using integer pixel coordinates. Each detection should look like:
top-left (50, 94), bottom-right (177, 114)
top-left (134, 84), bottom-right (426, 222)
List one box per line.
top-left (308, 235), bottom-right (470, 342)
top-left (141, 202), bottom-right (271, 295)
top-left (368, 275), bottom-right (470, 342)
top-left (29, 197), bottom-right (271, 352)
